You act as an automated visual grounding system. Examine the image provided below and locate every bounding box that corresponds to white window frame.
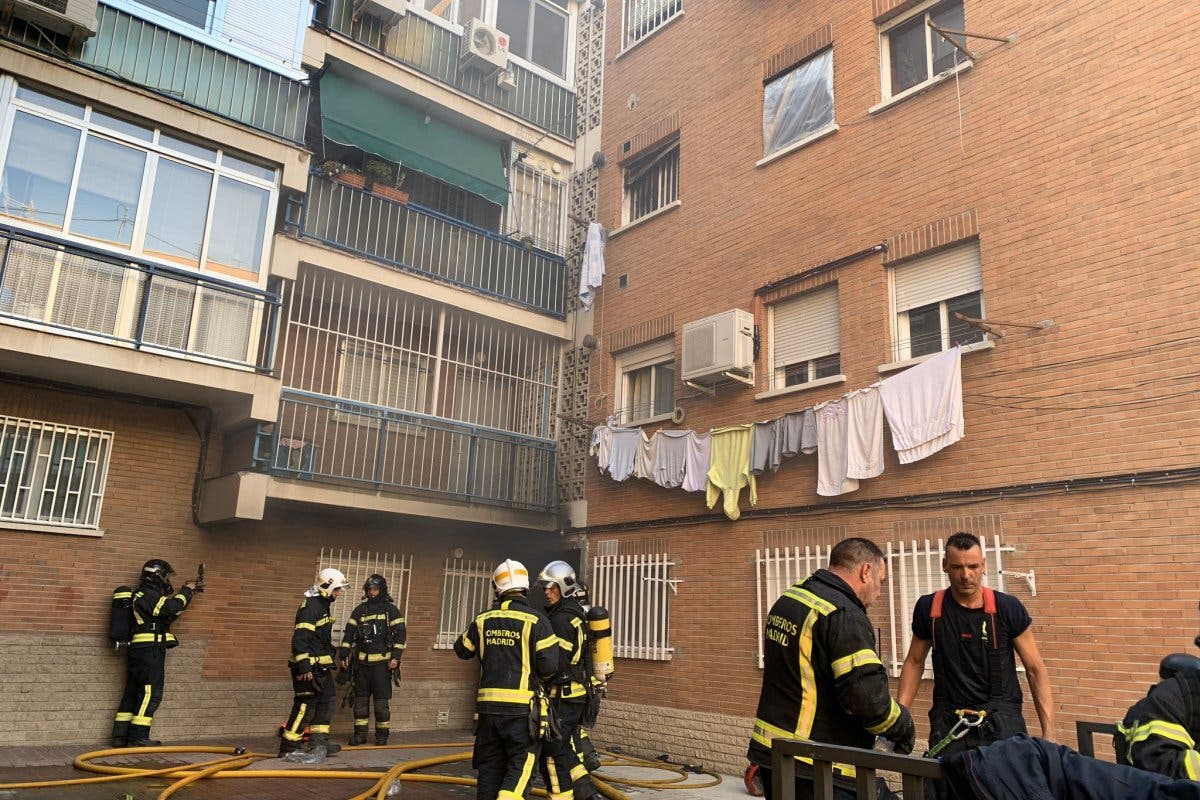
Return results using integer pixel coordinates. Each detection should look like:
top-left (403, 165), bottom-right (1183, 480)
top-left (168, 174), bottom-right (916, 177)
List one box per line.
top-left (613, 337), bottom-right (675, 426)
top-left (620, 0), bottom-right (683, 50)
top-left (334, 339), bottom-right (431, 431)
top-left (768, 284), bottom-right (842, 391)
top-left (409, 0), bottom-right (577, 88)
top-left (506, 159), bottom-right (567, 254)
top-left (890, 241), bottom-right (984, 362)
top-left (0, 414), bottom-right (113, 533)
top-left (591, 550), bottom-right (675, 661)
top-left (317, 547), bottom-right (413, 643)
top-left (762, 48), bottom-right (836, 159)
top-left (0, 79), bottom-right (279, 289)
top-left (434, 556), bottom-right (496, 649)
top-left (621, 135), bottom-right (680, 226)
top-left (883, 536), bottom-right (1015, 677)
top-left (878, 0), bottom-right (969, 103)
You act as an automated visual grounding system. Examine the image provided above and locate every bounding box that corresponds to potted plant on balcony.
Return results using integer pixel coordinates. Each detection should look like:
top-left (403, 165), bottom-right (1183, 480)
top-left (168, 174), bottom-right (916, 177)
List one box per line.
top-left (365, 157), bottom-right (409, 204)
top-left (322, 159), bottom-right (366, 190)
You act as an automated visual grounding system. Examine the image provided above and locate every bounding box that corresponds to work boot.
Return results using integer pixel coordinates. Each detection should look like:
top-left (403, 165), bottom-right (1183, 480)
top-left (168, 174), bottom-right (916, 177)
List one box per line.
top-left (309, 733), bottom-right (340, 756)
top-left (349, 728), bottom-right (368, 746)
top-left (278, 738), bottom-right (303, 758)
top-left (375, 730), bottom-right (389, 746)
top-left (126, 739), bottom-right (162, 747)
top-left (109, 737), bottom-right (127, 748)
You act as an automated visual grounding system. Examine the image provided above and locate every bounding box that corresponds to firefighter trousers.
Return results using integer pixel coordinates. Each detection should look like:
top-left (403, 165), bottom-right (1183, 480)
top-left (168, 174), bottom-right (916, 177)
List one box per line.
top-left (282, 668), bottom-right (336, 743)
top-left (540, 699), bottom-right (597, 799)
top-left (474, 713), bottom-right (540, 800)
top-left (112, 645), bottom-right (166, 743)
top-left (352, 661), bottom-right (392, 738)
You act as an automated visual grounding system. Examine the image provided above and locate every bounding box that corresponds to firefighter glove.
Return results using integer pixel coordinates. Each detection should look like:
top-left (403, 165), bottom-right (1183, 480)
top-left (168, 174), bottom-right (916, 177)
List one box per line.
top-left (888, 706), bottom-right (916, 755)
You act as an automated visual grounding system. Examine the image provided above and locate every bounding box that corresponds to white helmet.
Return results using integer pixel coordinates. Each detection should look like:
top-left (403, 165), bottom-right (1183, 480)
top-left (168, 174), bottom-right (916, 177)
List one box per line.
top-left (492, 559), bottom-right (530, 594)
top-left (538, 560), bottom-right (579, 597)
top-left (315, 567), bottom-right (348, 595)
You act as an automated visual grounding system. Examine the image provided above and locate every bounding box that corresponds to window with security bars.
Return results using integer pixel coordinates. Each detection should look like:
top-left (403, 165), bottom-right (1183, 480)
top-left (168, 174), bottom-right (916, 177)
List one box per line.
top-left (753, 544), bottom-right (832, 668)
top-left (769, 284), bottom-right (841, 390)
top-left (623, 135), bottom-right (679, 224)
top-left (891, 241), bottom-right (985, 361)
top-left (434, 557), bottom-right (496, 648)
top-left (317, 549), bottom-right (412, 643)
top-left (622, 0), bottom-right (682, 48)
top-left (883, 535), bottom-right (1013, 677)
top-left (0, 415), bottom-right (113, 530)
top-left (506, 162), bottom-right (567, 254)
top-left (591, 551), bottom-right (675, 661)
top-left (335, 340), bottom-right (430, 427)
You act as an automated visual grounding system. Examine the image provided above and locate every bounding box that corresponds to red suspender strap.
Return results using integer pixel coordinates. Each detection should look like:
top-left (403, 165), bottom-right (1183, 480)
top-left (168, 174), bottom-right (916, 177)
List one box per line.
top-left (930, 589), bottom-right (945, 649)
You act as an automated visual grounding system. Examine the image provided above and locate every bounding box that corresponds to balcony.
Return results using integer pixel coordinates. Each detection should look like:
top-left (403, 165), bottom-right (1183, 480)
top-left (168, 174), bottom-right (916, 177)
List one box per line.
top-left (299, 172), bottom-right (567, 317)
top-left (5, 3), bottom-right (312, 142)
top-left (322, 0), bottom-right (575, 140)
top-left (261, 388), bottom-right (557, 512)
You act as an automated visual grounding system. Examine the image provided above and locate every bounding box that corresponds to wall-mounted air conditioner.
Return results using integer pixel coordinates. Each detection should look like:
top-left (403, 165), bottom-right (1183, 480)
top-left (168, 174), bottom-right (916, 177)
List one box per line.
top-left (9, 0), bottom-right (98, 45)
top-left (351, 0), bottom-right (406, 32)
top-left (681, 309), bottom-right (755, 388)
top-left (459, 18), bottom-right (509, 73)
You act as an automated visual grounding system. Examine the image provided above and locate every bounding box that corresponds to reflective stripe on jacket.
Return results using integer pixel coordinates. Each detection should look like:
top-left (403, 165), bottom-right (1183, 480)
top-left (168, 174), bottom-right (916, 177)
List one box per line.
top-left (1117, 671), bottom-right (1200, 780)
top-left (129, 583), bottom-right (193, 648)
top-left (290, 594), bottom-right (336, 674)
top-left (338, 600), bottom-right (407, 661)
top-left (454, 596), bottom-right (559, 715)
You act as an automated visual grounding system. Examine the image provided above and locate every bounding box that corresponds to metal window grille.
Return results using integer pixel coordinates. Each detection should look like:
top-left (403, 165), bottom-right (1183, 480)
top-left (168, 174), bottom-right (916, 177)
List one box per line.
top-left (622, 0), bottom-right (682, 47)
top-left (884, 536), bottom-right (1012, 677)
top-left (435, 557), bottom-right (496, 648)
top-left (754, 544), bottom-right (832, 668)
top-left (0, 415), bottom-right (113, 529)
top-left (317, 548), bottom-right (413, 643)
top-left (506, 162), bottom-right (567, 255)
top-left (624, 140), bottom-right (679, 223)
top-left (591, 551), bottom-right (674, 661)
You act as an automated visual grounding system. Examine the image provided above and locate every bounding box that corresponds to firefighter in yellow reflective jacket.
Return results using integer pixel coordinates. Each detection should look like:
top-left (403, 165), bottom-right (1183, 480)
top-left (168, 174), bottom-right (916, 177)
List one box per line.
top-left (111, 559), bottom-right (198, 747)
top-left (456, 559), bottom-right (559, 800)
top-left (747, 538), bottom-right (915, 800)
top-left (1116, 611), bottom-right (1200, 781)
top-left (279, 568), bottom-right (348, 760)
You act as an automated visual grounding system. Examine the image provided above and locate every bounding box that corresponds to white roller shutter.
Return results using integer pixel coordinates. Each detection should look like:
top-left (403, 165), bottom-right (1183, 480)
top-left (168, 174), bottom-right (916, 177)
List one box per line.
top-left (893, 241), bottom-right (982, 312)
top-left (221, 0), bottom-right (306, 69)
top-left (771, 284), bottom-right (840, 368)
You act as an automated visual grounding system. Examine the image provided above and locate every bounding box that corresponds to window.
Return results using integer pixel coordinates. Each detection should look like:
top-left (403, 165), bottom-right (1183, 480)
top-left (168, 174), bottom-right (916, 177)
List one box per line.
top-left (881, 0), bottom-right (966, 99)
top-left (434, 556), bottom-right (496, 648)
top-left (497, 0), bottom-right (569, 78)
top-left (0, 414), bottom-right (113, 530)
top-left (623, 0), bottom-right (682, 48)
top-left (622, 135), bottom-right (679, 225)
top-left (753, 543), bottom-right (832, 668)
top-left (405, 170), bottom-right (502, 232)
top-left (892, 241), bottom-right (984, 361)
top-left (769, 284), bottom-right (841, 390)
top-left (420, 0), bottom-right (483, 25)
top-left (615, 338), bottom-right (674, 425)
top-left (0, 84), bottom-right (278, 283)
top-left (318, 547), bottom-right (411, 641)
top-left (506, 161), bottom-right (566, 253)
top-left (136, 0), bottom-right (213, 28)
top-left (592, 548), bottom-right (675, 661)
top-left (763, 48), bottom-right (835, 157)
top-left (336, 341), bottom-right (431, 423)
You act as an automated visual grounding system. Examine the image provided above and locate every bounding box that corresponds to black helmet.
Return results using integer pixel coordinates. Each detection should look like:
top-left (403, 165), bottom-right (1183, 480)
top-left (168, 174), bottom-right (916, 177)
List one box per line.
top-left (364, 574), bottom-right (391, 601)
top-left (141, 559), bottom-right (175, 591)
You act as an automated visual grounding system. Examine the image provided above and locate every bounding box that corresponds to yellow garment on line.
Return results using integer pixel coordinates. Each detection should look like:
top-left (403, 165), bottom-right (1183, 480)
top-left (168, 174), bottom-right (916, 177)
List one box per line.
top-left (706, 424), bottom-right (757, 520)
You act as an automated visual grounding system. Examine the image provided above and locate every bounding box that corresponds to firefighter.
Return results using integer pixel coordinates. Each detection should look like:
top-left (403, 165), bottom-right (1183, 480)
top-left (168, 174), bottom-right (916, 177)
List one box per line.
top-left (537, 560), bottom-right (603, 800)
top-left (339, 574), bottom-right (406, 746)
top-left (455, 559), bottom-right (559, 800)
top-left (1115, 603), bottom-right (1200, 780)
top-left (747, 537), bottom-right (915, 800)
top-left (279, 567), bottom-right (348, 760)
top-left (110, 559), bottom-right (199, 747)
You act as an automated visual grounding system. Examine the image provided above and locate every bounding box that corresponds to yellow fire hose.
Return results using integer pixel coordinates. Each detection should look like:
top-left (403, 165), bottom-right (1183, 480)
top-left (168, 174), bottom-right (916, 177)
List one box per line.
top-left (0, 740), bottom-right (720, 799)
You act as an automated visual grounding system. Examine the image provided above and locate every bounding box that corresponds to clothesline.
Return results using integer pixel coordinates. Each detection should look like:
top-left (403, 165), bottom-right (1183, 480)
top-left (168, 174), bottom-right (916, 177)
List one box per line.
top-left (590, 346), bottom-right (965, 520)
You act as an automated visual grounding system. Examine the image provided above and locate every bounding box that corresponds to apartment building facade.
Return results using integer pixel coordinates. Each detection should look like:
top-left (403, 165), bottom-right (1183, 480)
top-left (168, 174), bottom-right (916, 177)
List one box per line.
top-left (581, 0), bottom-right (1200, 774)
top-left (0, 0), bottom-right (601, 744)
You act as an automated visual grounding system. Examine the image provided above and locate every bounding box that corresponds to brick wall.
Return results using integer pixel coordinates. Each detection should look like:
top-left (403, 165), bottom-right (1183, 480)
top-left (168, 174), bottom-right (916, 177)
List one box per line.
top-left (585, 0), bottom-right (1200, 767)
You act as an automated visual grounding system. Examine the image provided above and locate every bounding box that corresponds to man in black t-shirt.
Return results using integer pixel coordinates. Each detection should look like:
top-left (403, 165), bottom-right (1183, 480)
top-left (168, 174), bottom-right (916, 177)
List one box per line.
top-left (897, 532), bottom-right (1055, 764)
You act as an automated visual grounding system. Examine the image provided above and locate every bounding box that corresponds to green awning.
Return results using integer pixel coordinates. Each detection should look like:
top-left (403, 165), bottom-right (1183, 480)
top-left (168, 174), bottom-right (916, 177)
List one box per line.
top-left (320, 71), bottom-right (509, 207)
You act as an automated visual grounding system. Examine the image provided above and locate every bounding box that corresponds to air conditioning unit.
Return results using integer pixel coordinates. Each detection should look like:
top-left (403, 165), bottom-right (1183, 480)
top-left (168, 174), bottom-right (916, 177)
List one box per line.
top-left (459, 18), bottom-right (509, 73)
top-left (681, 309), bottom-right (755, 388)
top-left (496, 67), bottom-right (517, 92)
top-left (351, 0), bottom-right (406, 33)
top-left (8, 0), bottom-right (98, 45)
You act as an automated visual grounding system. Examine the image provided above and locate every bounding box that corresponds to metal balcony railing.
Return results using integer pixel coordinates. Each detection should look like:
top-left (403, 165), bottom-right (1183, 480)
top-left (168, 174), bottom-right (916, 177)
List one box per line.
top-left (262, 388), bottom-right (557, 512)
top-left (75, 4), bottom-right (310, 142)
top-left (0, 225), bottom-right (280, 372)
top-left (770, 738), bottom-right (942, 799)
top-left (323, 0), bottom-right (576, 140)
top-left (300, 172), bottom-right (567, 317)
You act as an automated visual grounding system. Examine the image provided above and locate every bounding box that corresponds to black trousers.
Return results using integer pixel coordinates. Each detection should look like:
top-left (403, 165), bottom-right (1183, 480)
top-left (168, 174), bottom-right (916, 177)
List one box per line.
top-left (352, 661), bottom-right (392, 731)
top-left (282, 668), bottom-right (336, 742)
top-left (474, 713), bottom-right (539, 800)
top-left (758, 765), bottom-right (900, 800)
top-left (539, 700), bottom-right (597, 799)
top-left (113, 645), bottom-right (166, 742)
top-left (927, 705), bottom-right (1027, 799)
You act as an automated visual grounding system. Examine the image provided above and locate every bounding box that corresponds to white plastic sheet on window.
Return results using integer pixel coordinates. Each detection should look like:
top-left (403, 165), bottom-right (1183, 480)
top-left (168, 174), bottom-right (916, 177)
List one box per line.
top-left (763, 49), bottom-right (834, 157)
